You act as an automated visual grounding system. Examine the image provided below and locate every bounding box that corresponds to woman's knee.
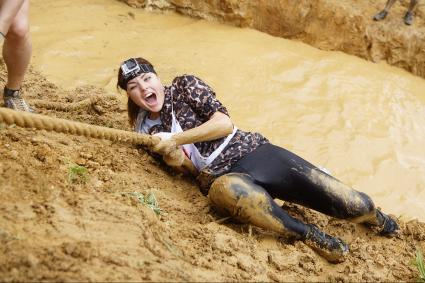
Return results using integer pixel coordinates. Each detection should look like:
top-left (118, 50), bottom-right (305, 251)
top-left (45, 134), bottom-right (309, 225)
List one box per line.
top-left (329, 189), bottom-right (377, 221)
top-left (208, 173), bottom-right (252, 211)
top-left (6, 2), bottom-right (29, 42)
top-left (299, 168), bottom-right (377, 220)
top-left (346, 191), bottom-right (377, 222)
top-left (7, 18), bottom-right (29, 41)
top-left (209, 173), bottom-right (306, 236)
top-left (208, 173), bottom-right (269, 219)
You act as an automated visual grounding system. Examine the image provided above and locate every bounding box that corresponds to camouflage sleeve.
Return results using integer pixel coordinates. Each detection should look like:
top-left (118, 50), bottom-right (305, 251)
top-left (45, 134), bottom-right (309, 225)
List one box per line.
top-left (172, 75), bottom-right (229, 121)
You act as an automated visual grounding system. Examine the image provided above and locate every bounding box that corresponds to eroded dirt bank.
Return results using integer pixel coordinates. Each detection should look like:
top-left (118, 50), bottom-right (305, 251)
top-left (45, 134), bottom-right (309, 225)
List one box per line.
top-left (122, 0), bottom-right (425, 78)
top-left (1, 65), bottom-right (425, 281)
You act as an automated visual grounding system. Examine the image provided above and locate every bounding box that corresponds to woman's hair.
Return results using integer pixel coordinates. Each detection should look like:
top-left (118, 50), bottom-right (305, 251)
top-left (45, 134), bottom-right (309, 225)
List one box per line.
top-left (116, 57), bottom-right (155, 128)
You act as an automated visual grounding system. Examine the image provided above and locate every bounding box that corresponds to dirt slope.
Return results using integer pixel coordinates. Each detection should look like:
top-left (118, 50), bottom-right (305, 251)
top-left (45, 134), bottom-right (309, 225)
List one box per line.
top-left (1, 64), bottom-right (425, 281)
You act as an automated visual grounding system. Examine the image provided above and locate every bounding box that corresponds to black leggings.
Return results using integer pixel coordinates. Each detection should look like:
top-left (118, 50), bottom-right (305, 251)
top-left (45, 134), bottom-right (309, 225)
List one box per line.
top-left (208, 143), bottom-right (379, 238)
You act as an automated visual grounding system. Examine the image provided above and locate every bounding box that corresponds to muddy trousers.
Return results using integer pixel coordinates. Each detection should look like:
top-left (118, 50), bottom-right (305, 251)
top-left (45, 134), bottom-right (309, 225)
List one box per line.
top-left (208, 143), bottom-right (380, 238)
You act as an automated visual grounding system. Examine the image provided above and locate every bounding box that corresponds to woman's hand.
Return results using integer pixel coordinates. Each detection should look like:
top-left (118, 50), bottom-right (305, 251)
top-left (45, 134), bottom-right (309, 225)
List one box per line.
top-left (151, 132), bottom-right (185, 167)
top-left (151, 132), bottom-right (178, 156)
top-left (162, 148), bottom-right (185, 167)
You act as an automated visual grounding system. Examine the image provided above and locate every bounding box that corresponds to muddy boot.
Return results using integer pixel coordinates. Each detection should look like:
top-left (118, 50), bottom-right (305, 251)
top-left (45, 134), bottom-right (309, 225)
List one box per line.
top-left (373, 10), bottom-right (388, 21)
top-left (376, 209), bottom-right (400, 236)
top-left (404, 11), bottom-right (414, 25)
top-left (3, 87), bottom-right (35, 113)
top-left (304, 224), bottom-right (349, 263)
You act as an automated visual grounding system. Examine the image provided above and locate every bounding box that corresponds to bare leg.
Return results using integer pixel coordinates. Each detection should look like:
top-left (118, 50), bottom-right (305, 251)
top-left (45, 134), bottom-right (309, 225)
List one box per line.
top-left (3, 0), bottom-right (31, 90)
top-left (383, 0), bottom-right (398, 11)
top-left (374, 0), bottom-right (398, 21)
top-left (209, 173), bottom-right (349, 263)
top-left (404, 0), bottom-right (418, 25)
top-left (1, 0), bottom-right (33, 112)
top-left (408, 0), bottom-right (419, 12)
top-left (0, 0), bottom-right (25, 35)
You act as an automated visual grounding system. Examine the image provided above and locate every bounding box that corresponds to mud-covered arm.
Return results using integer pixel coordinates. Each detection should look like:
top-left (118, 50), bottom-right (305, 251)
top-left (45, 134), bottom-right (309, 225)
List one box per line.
top-left (173, 111), bottom-right (233, 146)
top-left (152, 111), bottom-right (233, 156)
top-left (145, 141), bottom-right (198, 176)
top-left (152, 75), bottom-right (233, 155)
top-left (151, 112), bottom-right (232, 176)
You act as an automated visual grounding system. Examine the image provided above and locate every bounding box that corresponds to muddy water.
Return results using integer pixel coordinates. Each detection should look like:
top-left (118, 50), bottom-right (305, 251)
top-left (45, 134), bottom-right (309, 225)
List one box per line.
top-left (30, 0), bottom-right (425, 221)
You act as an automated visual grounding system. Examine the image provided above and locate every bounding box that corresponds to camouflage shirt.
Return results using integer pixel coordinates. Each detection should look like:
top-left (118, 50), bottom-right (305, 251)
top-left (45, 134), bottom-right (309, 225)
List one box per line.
top-left (148, 75), bottom-right (269, 193)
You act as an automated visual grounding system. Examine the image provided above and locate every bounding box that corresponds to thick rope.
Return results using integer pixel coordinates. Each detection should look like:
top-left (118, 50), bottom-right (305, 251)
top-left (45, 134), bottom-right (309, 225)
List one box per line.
top-left (32, 99), bottom-right (93, 112)
top-left (0, 108), bottom-right (188, 169)
top-left (32, 94), bottom-right (118, 112)
top-left (0, 107), bottom-right (159, 147)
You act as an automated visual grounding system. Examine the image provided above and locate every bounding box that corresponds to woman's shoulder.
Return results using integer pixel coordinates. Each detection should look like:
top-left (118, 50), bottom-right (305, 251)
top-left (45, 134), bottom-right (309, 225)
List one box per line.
top-left (171, 74), bottom-right (209, 88)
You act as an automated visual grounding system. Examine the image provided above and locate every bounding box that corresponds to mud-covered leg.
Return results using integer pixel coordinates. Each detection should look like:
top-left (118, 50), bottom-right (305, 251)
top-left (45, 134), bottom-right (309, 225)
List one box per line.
top-left (209, 173), bottom-right (307, 238)
top-left (208, 173), bottom-right (349, 263)
top-left (289, 167), bottom-right (399, 235)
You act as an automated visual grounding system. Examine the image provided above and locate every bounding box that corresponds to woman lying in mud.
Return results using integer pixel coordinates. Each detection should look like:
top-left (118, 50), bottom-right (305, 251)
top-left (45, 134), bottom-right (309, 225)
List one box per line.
top-left (117, 57), bottom-right (399, 263)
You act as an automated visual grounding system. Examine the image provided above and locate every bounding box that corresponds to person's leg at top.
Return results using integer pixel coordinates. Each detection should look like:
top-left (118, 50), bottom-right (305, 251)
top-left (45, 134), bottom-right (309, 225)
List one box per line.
top-left (404, 0), bottom-right (419, 25)
top-left (374, 0), bottom-right (397, 21)
top-left (0, 0), bottom-right (34, 112)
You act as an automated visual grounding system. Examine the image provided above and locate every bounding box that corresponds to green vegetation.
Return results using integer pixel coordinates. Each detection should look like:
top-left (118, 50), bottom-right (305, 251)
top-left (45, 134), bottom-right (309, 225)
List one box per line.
top-left (126, 191), bottom-right (162, 215)
top-left (415, 249), bottom-right (425, 282)
top-left (67, 164), bottom-right (89, 184)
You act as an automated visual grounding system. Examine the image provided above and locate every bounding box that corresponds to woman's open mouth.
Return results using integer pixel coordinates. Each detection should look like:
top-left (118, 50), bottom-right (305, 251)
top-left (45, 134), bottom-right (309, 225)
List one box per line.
top-left (145, 92), bottom-right (157, 106)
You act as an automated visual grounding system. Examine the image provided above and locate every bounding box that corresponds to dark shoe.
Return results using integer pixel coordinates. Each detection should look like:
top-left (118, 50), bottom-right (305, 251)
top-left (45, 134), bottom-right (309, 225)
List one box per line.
top-left (304, 224), bottom-right (349, 263)
top-left (373, 10), bottom-right (388, 21)
top-left (376, 209), bottom-right (400, 236)
top-left (404, 11), bottom-right (414, 25)
top-left (3, 87), bottom-right (35, 113)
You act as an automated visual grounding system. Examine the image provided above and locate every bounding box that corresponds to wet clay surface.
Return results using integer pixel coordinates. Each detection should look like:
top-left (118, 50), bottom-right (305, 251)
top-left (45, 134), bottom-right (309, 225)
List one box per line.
top-left (1, 65), bottom-right (425, 281)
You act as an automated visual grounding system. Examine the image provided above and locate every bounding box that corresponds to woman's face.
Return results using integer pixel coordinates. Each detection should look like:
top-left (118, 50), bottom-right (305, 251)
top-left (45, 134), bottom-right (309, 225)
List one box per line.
top-left (126, 72), bottom-right (165, 115)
